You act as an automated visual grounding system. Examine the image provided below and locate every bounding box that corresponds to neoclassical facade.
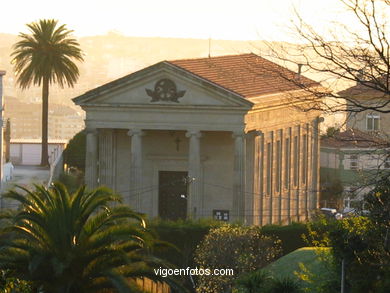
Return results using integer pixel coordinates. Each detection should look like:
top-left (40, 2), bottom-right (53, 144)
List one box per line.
top-left (73, 54), bottom-right (321, 225)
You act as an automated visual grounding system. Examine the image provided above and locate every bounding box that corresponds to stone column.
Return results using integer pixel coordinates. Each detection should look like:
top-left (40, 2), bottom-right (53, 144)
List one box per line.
top-left (311, 117), bottom-right (321, 211)
top-left (127, 129), bottom-right (144, 211)
top-left (186, 130), bottom-right (202, 218)
top-left (99, 129), bottom-right (114, 188)
top-left (85, 128), bottom-right (98, 189)
top-left (232, 131), bottom-right (246, 221)
top-left (286, 127), bottom-right (292, 224)
top-left (253, 131), bottom-right (264, 226)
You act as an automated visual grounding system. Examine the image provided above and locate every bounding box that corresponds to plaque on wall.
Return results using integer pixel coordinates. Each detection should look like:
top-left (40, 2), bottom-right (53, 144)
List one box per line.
top-left (213, 210), bottom-right (229, 221)
top-left (145, 78), bottom-right (186, 103)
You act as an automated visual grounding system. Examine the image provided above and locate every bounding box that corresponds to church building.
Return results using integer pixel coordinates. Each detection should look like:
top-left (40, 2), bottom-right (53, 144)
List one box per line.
top-left (73, 53), bottom-right (321, 225)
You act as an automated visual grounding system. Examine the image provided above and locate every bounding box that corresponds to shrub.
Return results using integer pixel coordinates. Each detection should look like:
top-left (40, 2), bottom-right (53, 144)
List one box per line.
top-left (194, 224), bottom-right (282, 293)
top-left (0, 270), bottom-right (32, 293)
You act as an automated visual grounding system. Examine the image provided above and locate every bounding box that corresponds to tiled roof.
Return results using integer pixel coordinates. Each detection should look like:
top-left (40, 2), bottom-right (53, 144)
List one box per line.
top-left (168, 53), bottom-right (318, 98)
top-left (338, 76), bottom-right (390, 97)
top-left (321, 128), bottom-right (388, 149)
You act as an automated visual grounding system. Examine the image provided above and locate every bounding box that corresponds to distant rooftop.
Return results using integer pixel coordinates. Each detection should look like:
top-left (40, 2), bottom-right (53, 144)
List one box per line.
top-left (338, 75), bottom-right (390, 97)
top-left (321, 128), bottom-right (388, 149)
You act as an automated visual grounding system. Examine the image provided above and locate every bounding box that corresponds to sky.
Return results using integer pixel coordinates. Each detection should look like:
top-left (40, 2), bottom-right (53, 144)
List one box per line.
top-left (0, 0), bottom-right (357, 42)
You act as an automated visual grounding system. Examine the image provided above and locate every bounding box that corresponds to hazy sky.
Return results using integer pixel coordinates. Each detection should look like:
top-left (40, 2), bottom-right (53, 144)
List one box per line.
top-left (1, 0), bottom-right (357, 41)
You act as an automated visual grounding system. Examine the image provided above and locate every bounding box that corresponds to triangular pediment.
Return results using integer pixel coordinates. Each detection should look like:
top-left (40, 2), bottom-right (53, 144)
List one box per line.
top-left (73, 62), bottom-right (253, 109)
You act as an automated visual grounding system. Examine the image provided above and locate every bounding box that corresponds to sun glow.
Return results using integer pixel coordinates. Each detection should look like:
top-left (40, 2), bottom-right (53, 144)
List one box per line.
top-left (2, 0), bottom-right (357, 41)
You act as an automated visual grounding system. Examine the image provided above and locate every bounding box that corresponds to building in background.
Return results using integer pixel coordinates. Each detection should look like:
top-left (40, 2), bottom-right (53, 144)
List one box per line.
top-left (320, 129), bottom-right (388, 209)
top-left (74, 54), bottom-right (322, 225)
top-left (340, 80), bottom-right (390, 136)
top-left (4, 96), bottom-right (84, 141)
top-left (10, 139), bottom-right (67, 166)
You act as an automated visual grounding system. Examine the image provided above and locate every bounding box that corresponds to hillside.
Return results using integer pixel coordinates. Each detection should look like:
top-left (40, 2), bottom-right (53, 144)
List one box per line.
top-left (0, 33), bottom-right (271, 106)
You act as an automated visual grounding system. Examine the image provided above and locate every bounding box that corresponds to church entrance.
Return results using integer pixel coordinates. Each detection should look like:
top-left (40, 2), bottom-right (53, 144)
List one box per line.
top-left (158, 171), bottom-right (188, 220)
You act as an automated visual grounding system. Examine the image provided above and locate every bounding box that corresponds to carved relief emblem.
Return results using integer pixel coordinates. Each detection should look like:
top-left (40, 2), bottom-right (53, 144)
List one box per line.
top-left (145, 79), bottom-right (186, 103)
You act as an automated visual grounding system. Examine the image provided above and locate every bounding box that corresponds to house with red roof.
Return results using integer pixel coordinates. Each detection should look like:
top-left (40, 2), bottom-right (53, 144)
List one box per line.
top-left (73, 53), bottom-right (321, 225)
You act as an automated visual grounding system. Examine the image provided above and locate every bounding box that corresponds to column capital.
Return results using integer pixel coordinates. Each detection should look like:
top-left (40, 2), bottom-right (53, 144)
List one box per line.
top-left (85, 128), bottom-right (98, 135)
top-left (253, 130), bottom-right (263, 136)
top-left (232, 131), bottom-right (245, 139)
top-left (186, 130), bottom-right (202, 139)
top-left (127, 129), bottom-right (145, 137)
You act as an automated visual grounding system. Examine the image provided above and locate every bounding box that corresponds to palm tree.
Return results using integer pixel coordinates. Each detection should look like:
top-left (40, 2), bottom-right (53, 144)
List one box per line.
top-left (0, 183), bottom-right (182, 292)
top-left (235, 270), bottom-right (272, 293)
top-left (268, 276), bottom-right (303, 293)
top-left (11, 19), bottom-right (83, 166)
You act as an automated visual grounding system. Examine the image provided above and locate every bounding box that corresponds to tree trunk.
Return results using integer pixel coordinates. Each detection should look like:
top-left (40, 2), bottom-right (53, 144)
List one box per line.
top-left (41, 78), bottom-right (49, 166)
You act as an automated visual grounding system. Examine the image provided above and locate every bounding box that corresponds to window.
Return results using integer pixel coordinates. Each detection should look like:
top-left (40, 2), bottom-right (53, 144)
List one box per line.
top-left (350, 154), bottom-right (359, 170)
top-left (384, 158), bottom-right (390, 169)
top-left (366, 113), bottom-right (380, 131)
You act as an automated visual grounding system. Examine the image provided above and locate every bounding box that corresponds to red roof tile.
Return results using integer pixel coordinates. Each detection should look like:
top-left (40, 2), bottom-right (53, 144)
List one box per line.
top-left (168, 53), bottom-right (318, 98)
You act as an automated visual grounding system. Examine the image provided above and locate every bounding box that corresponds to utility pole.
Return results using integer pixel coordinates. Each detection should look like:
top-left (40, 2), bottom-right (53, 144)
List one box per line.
top-left (341, 258), bottom-right (345, 293)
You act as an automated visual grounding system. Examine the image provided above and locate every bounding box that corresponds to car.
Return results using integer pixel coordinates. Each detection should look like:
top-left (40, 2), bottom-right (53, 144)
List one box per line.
top-left (320, 208), bottom-right (343, 220)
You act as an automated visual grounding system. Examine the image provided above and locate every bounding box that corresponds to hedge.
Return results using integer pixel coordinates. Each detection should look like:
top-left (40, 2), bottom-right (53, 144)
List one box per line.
top-left (149, 220), bottom-right (308, 268)
top-left (261, 222), bottom-right (308, 255)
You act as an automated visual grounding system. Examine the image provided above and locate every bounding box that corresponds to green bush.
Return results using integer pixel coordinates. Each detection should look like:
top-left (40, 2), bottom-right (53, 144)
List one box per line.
top-left (63, 129), bottom-right (86, 171)
top-left (261, 222), bottom-right (308, 255)
top-left (194, 224), bottom-right (282, 293)
top-left (0, 270), bottom-right (32, 293)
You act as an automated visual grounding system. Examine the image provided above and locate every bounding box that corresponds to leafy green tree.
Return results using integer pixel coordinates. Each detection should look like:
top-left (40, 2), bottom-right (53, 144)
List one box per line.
top-left (305, 177), bottom-right (390, 293)
top-left (11, 19), bottom-right (83, 166)
top-left (63, 129), bottom-right (86, 172)
top-left (0, 183), bottom-right (182, 292)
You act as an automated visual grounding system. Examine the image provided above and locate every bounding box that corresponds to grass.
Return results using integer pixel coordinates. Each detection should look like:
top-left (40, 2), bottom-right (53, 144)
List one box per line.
top-left (263, 247), bottom-right (338, 293)
top-left (264, 247), bottom-right (333, 279)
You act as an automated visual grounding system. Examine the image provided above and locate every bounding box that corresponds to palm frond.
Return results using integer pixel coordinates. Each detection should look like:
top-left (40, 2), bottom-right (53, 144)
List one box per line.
top-left (11, 19), bottom-right (83, 89)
